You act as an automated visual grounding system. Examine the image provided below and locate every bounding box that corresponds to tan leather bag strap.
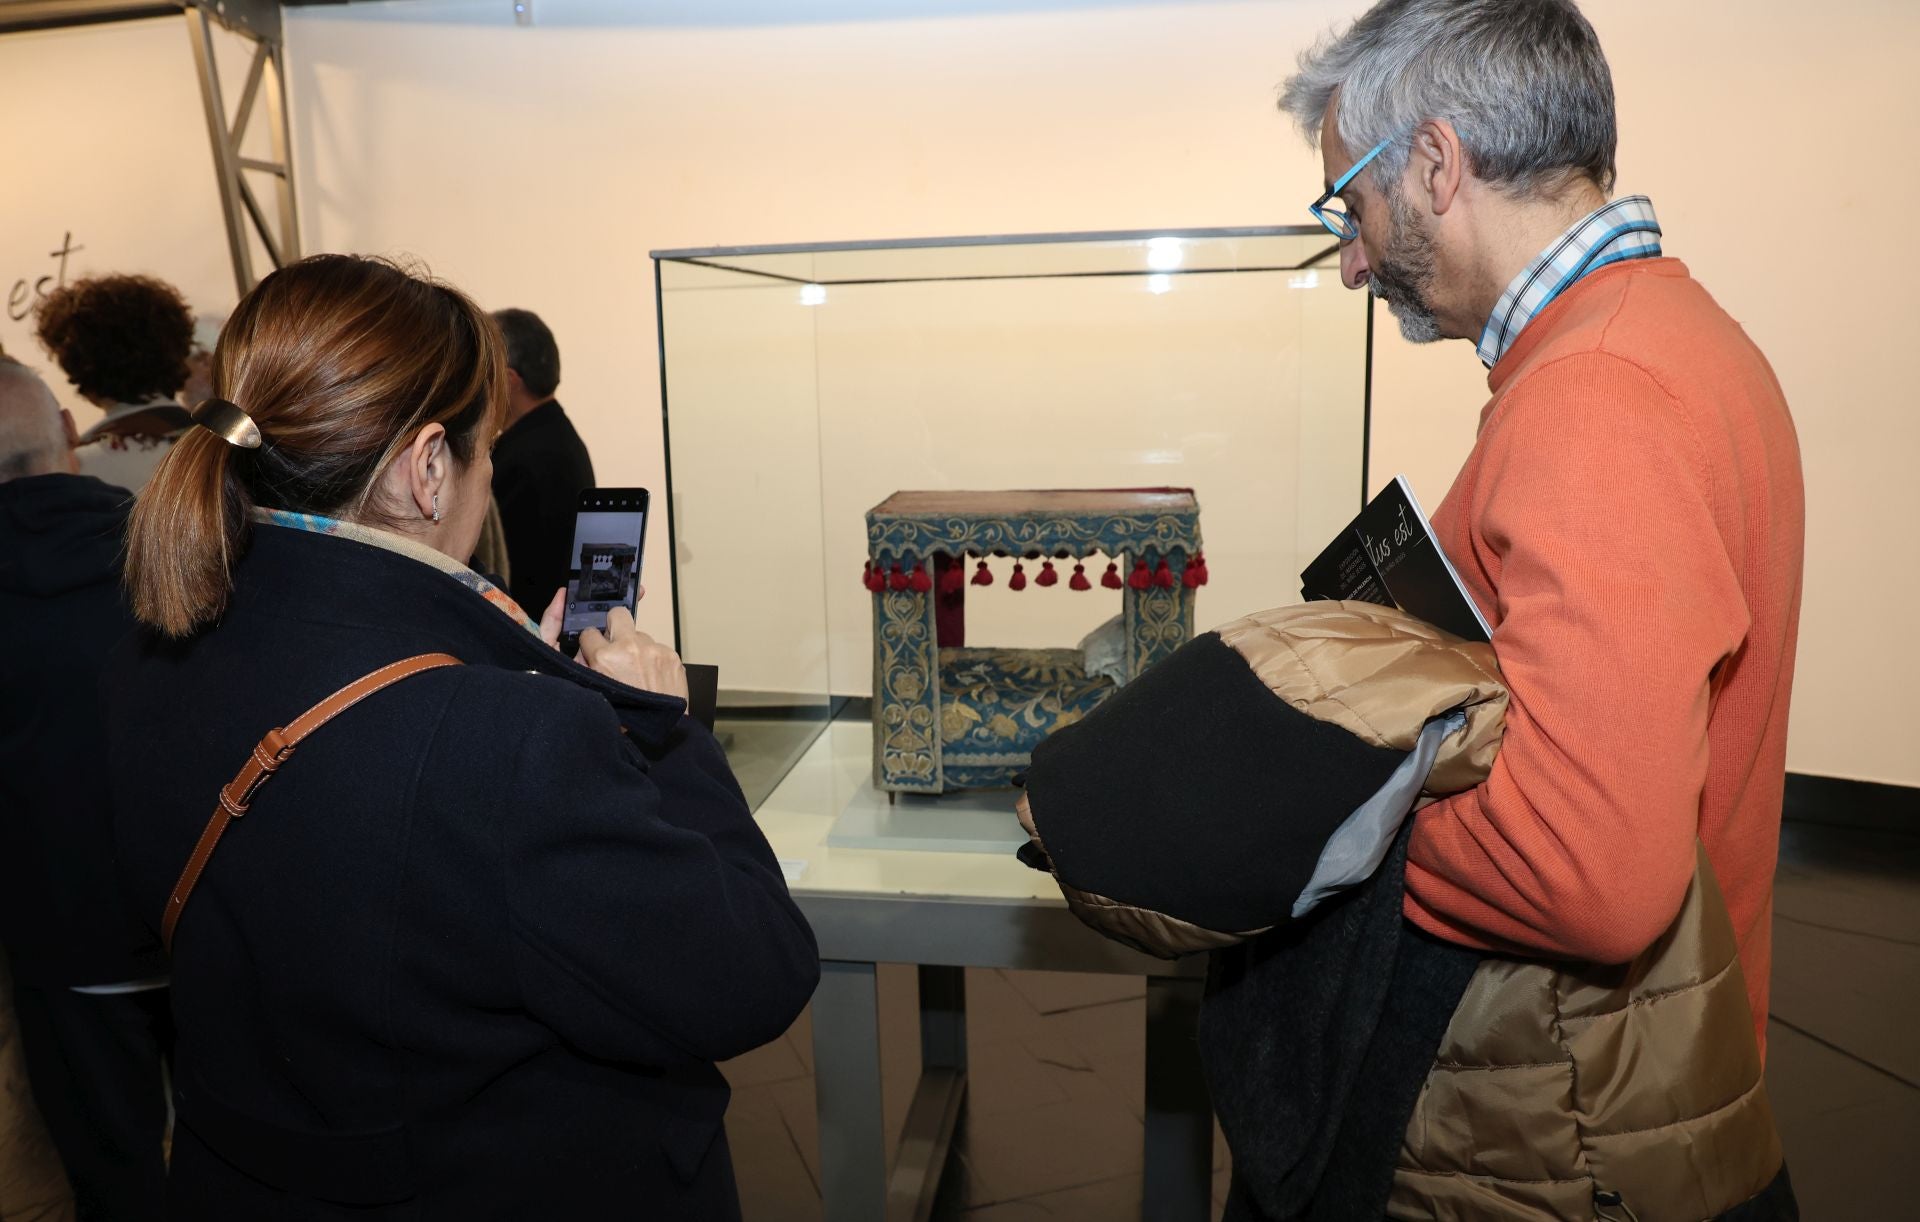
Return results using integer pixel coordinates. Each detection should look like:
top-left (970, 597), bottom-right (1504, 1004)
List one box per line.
top-left (161, 653), bottom-right (465, 951)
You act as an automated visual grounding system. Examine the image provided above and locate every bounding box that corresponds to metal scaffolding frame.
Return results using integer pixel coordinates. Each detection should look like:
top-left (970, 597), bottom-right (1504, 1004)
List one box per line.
top-left (185, 0), bottom-right (301, 297)
top-left (0, 0), bottom-right (304, 298)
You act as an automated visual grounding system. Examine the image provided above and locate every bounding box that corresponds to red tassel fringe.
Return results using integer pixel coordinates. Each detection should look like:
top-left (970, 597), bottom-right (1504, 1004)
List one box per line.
top-left (1182, 551), bottom-right (1210, 588)
top-left (873, 552), bottom-right (1195, 596)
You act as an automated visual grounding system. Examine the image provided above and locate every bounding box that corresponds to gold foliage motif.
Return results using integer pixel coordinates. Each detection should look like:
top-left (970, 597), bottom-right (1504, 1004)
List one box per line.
top-left (941, 702), bottom-right (981, 743)
top-left (874, 586), bottom-right (942, 790)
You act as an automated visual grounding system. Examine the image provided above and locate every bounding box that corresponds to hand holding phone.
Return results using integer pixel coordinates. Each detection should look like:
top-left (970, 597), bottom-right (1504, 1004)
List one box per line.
top-left (579, 606), bottom-right (689, 702)
top-left (542, 592), bottom-right (708, 714)
top-left (559, 488), bottom-right (649, 653)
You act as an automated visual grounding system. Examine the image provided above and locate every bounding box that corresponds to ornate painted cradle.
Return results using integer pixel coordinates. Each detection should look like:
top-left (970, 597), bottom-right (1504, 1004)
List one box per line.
top-left (865, 489), bottom-right (1205, 794)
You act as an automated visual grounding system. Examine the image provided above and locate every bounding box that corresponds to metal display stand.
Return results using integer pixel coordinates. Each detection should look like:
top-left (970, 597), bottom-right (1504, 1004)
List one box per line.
top-left (760, 718), bottom-right (1215, 1222)
top-left (806, 902), bottom-right (1211, 1222)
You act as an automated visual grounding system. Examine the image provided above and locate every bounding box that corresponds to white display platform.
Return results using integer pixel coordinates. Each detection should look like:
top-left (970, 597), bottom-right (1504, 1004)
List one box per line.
top-left (741, 712), bottom-right (1214, 1222)
top-left (828, 785), bottom-right (1031, 854)
top-left (754, 716), bottom-right (1055, 892)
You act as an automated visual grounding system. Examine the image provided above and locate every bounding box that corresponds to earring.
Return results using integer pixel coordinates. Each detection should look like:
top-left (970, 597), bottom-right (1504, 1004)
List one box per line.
top-left (431, 493), bottom-right (441, 524)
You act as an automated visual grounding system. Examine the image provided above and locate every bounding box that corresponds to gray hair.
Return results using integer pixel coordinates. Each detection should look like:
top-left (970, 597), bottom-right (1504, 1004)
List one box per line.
top-left (1279, 0), bottom-right (1616, 198)
top-left (0, 359), bottom-right (69, 481)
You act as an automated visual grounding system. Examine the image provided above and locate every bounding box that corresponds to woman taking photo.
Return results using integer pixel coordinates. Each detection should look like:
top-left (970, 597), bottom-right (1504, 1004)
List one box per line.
top-left (111, 255), bottom-right (818, 1218)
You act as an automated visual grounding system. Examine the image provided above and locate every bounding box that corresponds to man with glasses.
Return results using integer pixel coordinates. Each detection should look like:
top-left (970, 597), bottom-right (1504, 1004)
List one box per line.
top-left (1276, 0), bottom-right (1803, 1214)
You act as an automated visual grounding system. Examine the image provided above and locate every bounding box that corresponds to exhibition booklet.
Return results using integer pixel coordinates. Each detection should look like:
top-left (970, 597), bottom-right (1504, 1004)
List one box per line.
top-left (1299, 475), bottom-right (1492, 643)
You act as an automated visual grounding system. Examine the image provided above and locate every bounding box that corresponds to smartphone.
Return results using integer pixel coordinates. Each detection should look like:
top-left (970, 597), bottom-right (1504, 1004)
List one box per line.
top-left (561, 488), bottom-right (649, 653)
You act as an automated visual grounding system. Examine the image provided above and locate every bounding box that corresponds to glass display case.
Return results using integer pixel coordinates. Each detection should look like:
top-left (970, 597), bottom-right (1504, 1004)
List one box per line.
top-left (653, 227), bottom-right (1371, 838)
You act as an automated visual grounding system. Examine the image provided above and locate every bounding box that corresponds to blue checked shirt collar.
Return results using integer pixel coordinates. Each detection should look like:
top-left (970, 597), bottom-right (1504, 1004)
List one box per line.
top-left (1476, 195), bottom-right (1664, 368)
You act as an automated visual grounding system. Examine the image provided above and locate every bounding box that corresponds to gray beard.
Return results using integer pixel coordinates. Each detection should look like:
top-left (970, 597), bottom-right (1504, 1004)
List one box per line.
top-left (1370, 190), bottom-right (1444, 344)
top-left (1381, 286), bottom-right (1444, 344)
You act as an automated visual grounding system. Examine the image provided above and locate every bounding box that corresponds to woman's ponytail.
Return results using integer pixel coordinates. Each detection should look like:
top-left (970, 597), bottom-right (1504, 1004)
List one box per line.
top-left (126, 425), bottom-right (254, 637)
top-left (122, 254), bottom-right (505, 639)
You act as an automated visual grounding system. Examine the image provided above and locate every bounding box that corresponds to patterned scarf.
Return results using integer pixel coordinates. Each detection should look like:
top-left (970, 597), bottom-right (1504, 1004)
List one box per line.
top-left (252, 508), bottom-right (542, 636)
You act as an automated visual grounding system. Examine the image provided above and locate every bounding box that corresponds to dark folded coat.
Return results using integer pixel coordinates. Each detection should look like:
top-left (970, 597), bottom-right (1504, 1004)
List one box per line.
top-left (1018, 601), bottom-right (1507, 958)
top-left (1015, 601), bottom-right (1507, 1221)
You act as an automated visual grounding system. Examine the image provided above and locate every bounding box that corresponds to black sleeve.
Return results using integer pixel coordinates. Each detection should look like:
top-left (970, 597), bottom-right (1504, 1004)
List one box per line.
top-left (494, 679), bottom-right (819, 1065)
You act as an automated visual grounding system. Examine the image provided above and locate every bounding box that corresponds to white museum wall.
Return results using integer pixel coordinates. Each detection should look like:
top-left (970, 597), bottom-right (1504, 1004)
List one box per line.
top-left (0, 17), bottom-right (272, 412)
top-left (657, 265), bottom-right (833, 700)
top-left (1, 1), bottom-right (1908, 786)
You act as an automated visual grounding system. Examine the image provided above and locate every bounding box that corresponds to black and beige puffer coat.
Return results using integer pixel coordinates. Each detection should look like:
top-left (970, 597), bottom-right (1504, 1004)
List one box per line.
top-left (1017, 601), bottom-right (1790, 1222)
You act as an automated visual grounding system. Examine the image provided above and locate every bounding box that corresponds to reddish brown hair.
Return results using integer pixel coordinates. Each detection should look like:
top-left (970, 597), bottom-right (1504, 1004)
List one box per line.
top-left (127, 255), bottom-right (507, 636)
top-left (35, 273), bottom-right (194, 402)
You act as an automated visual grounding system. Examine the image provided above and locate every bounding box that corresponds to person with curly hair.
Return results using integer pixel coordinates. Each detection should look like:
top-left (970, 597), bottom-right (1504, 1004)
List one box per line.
top-left (35, 273), bottom-right (196, 493)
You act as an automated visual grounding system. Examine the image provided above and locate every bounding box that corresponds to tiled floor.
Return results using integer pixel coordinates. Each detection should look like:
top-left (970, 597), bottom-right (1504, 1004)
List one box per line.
top-left (721, 817), bottom-right (1920, 1220)
top-left (1764, 820), bottom-right (1920, 1218)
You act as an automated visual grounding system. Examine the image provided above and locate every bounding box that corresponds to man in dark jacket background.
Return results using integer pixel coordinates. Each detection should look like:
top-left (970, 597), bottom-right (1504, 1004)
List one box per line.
top-left (489, 308), bottom-right (596, 612)
top-left (0, 357), bottom-right (170, 1220)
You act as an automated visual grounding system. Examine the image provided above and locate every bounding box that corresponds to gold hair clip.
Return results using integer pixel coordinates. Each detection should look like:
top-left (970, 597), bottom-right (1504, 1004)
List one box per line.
top-left (190, 398), bottom-right (263, 450)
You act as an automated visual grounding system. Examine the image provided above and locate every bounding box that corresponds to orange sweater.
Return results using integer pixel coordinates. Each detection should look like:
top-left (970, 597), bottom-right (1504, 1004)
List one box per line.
top-left (1405, 258), bottom-right (1804, 1056)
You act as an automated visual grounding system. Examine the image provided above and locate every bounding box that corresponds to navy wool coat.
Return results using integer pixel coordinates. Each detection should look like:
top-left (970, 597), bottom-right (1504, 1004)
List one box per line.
top-left (107, 522), bottom-right (819, 1220)
top-left (0, 473), bottom-right (165, 987)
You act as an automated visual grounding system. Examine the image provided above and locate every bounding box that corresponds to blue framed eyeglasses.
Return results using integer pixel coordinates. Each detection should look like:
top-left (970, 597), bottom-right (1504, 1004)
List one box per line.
top-left (1309, 138), bottom-right (1391, 242)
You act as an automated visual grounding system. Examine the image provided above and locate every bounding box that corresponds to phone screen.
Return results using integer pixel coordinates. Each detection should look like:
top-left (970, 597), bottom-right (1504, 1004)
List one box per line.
top-left (562, 488), bottom-right (649, 644)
